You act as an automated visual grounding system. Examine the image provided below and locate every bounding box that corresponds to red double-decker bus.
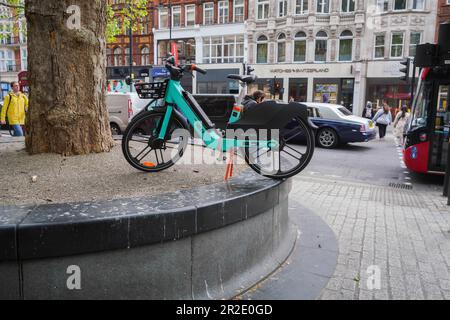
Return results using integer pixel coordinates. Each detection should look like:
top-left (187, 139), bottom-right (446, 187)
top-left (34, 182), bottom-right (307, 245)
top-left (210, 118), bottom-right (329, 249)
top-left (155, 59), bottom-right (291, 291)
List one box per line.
top-left (18, 71), bottom-right (28, 94)
top-left (403, 68), bottom-right (449, 174)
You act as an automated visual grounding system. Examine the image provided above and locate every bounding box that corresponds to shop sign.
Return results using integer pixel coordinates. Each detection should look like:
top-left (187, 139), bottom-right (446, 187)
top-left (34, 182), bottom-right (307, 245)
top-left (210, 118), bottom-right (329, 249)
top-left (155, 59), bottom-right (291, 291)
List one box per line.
top-left (270, 68), bottom-right (330, 74)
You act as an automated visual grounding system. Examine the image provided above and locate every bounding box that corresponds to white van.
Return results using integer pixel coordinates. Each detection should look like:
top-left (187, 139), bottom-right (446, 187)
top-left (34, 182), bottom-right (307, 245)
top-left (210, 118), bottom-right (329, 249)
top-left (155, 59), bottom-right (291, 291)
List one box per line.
top-left (106, 92), bottom-right (152, 135)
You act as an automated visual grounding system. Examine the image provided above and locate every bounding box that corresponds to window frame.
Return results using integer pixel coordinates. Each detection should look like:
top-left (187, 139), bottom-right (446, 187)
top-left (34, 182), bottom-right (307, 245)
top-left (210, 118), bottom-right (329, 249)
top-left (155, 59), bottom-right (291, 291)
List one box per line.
top-left (185, 4), bottom-right (196, 26)
top-left (257, 0), bottom-right (270, 20)
top-left (172, 6), bottom-right (181, 28)
top-left (341, 0), bottom-right (355, 13)
top-left (203, 2), bottom-right (214, 25)
top-left (293, 31), bottom-right (307, 62)
top-left (218, 1), bottom-right (229, 24)
top-left (314, 31), bottom-right (328, 62)
top-left (295, 0), bottom-right (309, 15)
top-left (374, 33), bottom-right (386, 60)
top-left (338, 31), bottom-right (353, 62)
top-left (409, 31), bottom-right (422, 57)
top-left (316, 0), bottom-right (330, 14)
top-left (256, 35), bottom-right (269, 64)
top-left (390, 32), bottom-right (405, 59)
top-left (158, 7), bottom-right (169, 29)
top-left (233, 0), bottom-right (245, 23)
top-left (277, 33), bottom-right (286, 63)
top-left (393, 0), bottom-right (407, 11)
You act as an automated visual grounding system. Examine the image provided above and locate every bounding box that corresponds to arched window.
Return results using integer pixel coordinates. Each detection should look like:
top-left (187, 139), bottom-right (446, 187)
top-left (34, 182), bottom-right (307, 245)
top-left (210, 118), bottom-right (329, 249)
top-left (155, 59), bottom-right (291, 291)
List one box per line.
top-left (294, 31), bottom-right (307, 62)
top-left (339, 30), bottom-right (353, 61)
top-left (106, 48), bottom-right (113, 67)
top-left (141, 47), bottom-right (150, 65)
top-left (125, 47), bottom-right (131, 66)
top-left (113, 47), bottom-right (122, 66)
top-left (315, 31), bottom-right (328, 62)
top-left (277, 33), bottom-right (286, 63)
top-left (256, 35), bottom-right (268, 64)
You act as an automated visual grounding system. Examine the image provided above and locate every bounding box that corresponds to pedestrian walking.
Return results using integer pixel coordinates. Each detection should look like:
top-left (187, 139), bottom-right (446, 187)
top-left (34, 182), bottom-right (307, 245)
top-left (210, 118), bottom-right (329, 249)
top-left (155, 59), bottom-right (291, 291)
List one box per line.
top-left (393, 104), bottom-right (410, 146)
top-left (362, 101), bottom-right (374, 119)
top-left (0, 82), bottom-right (28, 137)
top-left (372, 103), bottom-right (392, 139)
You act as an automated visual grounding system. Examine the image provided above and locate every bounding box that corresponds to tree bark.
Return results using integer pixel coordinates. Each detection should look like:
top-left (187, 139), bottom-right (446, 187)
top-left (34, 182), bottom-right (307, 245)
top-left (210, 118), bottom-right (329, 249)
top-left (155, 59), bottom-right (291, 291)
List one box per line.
top-left (25, 0), bottom-right (114, 155)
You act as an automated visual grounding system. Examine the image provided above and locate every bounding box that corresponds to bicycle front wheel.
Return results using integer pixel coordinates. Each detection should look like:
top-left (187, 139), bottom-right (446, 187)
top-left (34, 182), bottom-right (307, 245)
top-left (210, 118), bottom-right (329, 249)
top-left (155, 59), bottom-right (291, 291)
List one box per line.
top-left (244, 117), bottom-right (315, 180)
top-left (122, 111), bottom-right (189, 173)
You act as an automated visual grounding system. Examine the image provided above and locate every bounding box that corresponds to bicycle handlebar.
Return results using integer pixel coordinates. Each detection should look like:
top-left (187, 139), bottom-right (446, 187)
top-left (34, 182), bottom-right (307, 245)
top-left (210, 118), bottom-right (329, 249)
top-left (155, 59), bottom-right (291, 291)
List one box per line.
top-left (190, 64), bottom-right (207, 75)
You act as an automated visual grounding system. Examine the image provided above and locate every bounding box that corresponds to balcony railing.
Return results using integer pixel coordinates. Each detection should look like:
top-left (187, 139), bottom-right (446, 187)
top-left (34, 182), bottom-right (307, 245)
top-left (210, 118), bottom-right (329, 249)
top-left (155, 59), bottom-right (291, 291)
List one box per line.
top-left (0, 65), bottom-right (21, 72)
top-left (0, 36), bottom-right (26, 46)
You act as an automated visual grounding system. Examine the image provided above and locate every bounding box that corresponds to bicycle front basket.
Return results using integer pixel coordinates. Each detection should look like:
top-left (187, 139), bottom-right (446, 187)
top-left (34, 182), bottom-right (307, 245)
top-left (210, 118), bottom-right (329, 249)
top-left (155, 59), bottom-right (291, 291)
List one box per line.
top-left (135, 81), bottom-right (168, 99)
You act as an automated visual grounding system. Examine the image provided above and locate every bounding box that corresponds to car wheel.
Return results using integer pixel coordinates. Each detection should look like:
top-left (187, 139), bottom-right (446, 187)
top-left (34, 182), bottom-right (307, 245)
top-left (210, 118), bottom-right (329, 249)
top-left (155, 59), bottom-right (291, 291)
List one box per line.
top-left (110, 123), bottom-right (121, 136)
top-left (317, 128), bottom-right (339, 149)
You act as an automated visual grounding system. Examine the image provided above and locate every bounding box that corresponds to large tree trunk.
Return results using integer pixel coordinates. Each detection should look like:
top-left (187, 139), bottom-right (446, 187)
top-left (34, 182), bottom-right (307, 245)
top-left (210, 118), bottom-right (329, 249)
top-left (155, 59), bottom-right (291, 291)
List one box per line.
top-left (25, 0), bottom-right (114, 155)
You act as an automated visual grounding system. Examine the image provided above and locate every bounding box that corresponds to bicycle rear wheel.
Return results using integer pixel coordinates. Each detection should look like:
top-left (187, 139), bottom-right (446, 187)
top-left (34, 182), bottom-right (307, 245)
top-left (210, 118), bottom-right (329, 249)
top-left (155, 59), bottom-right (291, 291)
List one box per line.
top-left (122, 110), bottom-right (189, 172)
top-left (244, 117), bottom-right (315, 179)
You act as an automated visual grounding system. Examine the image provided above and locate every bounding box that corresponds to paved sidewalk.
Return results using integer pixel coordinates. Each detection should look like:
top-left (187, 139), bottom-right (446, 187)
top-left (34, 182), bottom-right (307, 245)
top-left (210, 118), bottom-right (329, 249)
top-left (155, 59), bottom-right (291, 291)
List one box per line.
top-left (290, 139), bottom-right (450, 300)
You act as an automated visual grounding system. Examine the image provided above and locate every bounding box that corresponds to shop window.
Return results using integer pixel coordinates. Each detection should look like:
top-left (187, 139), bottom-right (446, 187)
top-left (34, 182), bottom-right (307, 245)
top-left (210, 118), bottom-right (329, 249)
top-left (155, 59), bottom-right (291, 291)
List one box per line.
top-left (203, 35), bottom-right (244, 64)
top-left (289, 78), bottom-right (308, 102)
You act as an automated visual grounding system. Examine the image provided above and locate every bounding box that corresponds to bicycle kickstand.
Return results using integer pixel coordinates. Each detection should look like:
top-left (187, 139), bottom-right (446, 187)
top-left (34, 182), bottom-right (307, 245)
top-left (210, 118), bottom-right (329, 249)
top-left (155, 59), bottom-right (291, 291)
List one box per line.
top-left (224, 149), bottom-right (236, 181)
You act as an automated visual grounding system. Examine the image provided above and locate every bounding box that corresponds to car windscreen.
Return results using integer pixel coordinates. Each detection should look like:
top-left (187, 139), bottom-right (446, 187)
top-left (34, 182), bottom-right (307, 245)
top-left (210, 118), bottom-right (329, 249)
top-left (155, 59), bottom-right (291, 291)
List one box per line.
top-left (337, 107), bottom-right (352, 116)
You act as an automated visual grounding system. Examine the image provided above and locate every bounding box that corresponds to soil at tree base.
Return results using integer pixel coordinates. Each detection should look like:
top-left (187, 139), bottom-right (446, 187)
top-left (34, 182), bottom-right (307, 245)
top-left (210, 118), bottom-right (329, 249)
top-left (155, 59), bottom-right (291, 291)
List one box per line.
top-left (0, 139), bottom-right (246, 206)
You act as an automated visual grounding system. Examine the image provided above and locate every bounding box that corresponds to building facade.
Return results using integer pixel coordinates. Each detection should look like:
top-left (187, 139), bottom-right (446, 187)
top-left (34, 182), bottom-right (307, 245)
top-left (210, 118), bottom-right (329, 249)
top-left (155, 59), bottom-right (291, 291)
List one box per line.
top-left (0, 5), bottom-right (27, 100)
top-left (437, 0), bottom-right (450, 38)
top-left (246, 0), bottom-right (437, 116)
top-left (363, 0), bottom-right (437, 116)
top-left (153, 0), bottom-right (248, 93)
top-left (106, 0), bottom-right (154, 92)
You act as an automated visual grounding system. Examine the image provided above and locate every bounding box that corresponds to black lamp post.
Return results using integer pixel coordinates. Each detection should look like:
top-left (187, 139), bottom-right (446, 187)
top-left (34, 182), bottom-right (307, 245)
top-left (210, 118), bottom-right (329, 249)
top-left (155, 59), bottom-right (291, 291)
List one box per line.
top-left (158, 0), bottom-right (173, 64)
top-left (129, 21), bottom-right (133, 92)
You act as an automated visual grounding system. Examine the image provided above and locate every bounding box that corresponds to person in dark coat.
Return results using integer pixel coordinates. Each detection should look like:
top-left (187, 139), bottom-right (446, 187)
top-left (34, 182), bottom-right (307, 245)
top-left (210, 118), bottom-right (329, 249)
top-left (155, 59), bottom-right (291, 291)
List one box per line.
top-left (242, 90), bottom-right (266, 112)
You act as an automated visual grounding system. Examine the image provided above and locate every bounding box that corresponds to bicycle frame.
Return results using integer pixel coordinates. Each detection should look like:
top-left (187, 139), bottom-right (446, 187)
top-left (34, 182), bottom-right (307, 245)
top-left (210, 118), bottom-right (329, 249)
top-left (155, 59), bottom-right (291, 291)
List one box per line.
top-left (158, 79), bottom-right (279, 153)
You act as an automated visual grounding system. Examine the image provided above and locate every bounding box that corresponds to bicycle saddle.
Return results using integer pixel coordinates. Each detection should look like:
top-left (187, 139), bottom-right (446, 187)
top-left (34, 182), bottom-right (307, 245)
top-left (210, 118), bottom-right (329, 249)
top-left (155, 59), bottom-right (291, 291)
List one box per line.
top-left (227, 74), bottom-right (257, 84)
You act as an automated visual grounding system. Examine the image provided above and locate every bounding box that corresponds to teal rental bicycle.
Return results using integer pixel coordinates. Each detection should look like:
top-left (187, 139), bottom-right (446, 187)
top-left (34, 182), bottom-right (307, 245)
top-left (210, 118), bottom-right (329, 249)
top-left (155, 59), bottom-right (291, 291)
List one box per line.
top-left (122, 55), bottom-right (315, 179)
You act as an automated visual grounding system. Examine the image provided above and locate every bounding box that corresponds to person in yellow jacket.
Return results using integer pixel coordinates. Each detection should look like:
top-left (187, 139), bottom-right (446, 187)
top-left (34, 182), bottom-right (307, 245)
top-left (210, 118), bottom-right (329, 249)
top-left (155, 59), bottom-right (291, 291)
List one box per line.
top-left (1, 82), bottom-right (29, 136)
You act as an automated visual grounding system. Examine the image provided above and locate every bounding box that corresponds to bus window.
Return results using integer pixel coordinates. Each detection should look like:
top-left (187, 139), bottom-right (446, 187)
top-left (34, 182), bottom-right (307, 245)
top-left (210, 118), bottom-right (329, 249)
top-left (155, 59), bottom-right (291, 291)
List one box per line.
top-left (435, 86), bottom-right (450, 131)
top-left (430, 85), bottom-right (450, 171)
top-left (410, 82), bottom-right (430, 130)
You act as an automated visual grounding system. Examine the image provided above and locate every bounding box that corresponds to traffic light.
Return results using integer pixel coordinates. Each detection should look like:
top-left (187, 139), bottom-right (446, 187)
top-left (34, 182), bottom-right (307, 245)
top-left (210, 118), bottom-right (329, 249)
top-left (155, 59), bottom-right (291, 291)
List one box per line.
top-left (400, 58), bottom-right (411, 82)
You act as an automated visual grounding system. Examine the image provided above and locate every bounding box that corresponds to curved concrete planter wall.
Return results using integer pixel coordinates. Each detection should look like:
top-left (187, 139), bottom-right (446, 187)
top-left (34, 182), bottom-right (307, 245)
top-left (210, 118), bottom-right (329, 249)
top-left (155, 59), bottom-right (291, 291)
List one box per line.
top-left (0, 172), bottom-right (294, 300)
